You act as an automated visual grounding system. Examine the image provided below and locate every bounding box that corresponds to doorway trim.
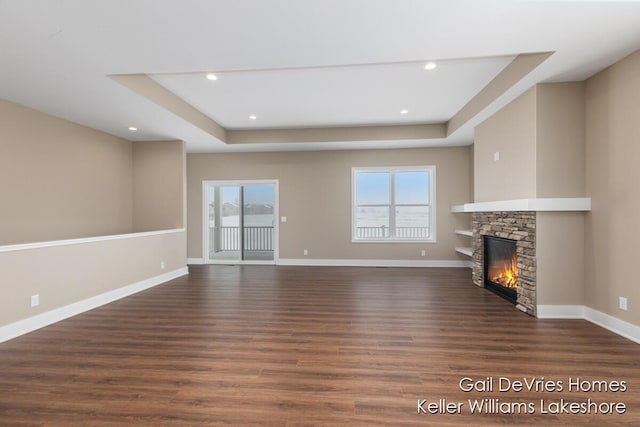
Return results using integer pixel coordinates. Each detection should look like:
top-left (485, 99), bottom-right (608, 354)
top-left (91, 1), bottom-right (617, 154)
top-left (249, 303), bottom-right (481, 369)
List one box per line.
top-left (202, 179), bottom-right (279, 265)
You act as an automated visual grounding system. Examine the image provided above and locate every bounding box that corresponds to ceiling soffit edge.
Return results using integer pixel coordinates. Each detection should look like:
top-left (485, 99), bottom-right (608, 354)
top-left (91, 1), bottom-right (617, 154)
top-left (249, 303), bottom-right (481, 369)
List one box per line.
top-left (446, 52), bottom-right (553, 137)
top-left (111, 52), bottom-right (552, 146)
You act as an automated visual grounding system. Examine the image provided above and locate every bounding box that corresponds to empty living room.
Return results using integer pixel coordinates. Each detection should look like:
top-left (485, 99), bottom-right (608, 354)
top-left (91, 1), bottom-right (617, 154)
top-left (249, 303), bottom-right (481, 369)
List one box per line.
top-left (1, 1), bottom-right (640, 425)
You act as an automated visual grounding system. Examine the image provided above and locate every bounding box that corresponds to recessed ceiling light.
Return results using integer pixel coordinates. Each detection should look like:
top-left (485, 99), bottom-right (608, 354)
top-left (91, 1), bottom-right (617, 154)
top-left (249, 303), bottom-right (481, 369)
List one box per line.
top-left (424, 61), bottom-right (437, 71)
top-left (249, 115), bottom-right (257, 120)
top-left (400, 109), bottom-right (409, 115)
top-left (128, 126), bottom-right (138, 131)
top-left (205, 73), bottom-right (218, 81)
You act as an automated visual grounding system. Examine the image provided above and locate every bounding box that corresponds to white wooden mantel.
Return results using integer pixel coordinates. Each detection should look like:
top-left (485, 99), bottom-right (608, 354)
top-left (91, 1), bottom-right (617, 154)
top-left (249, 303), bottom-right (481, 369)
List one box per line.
top-left (451, 198), bottom-right (591, 213)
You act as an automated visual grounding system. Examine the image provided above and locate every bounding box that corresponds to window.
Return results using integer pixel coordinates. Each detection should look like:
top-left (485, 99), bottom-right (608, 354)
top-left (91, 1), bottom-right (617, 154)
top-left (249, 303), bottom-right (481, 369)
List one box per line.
top-left (352, 166), bottom-right (435, 242)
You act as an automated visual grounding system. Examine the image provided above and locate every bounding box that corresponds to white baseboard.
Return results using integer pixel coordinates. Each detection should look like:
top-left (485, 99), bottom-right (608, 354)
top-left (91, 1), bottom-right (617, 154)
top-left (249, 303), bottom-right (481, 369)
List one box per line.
top-left (537, 305), bottom-right (640, 344)
top-left (277, 258), bottom-right (472, 268)
top-left (0, 267), bottom-right (189, 344)
top-left (189, 258), bottom-right (471, 268)
top-left (584, 307), bottom-right (640, 344)
top-left (537, 305), bottom-right (585, 319)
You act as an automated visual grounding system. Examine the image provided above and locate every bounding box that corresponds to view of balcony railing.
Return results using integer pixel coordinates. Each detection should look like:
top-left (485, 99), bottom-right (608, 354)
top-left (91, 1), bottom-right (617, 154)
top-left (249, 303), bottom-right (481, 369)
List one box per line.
top-left (210, 226), bottom-right (274, 252)
top-left (211, 225), bottom-right (429, 252)
top-left (355, 226), bottom-right (430, 240)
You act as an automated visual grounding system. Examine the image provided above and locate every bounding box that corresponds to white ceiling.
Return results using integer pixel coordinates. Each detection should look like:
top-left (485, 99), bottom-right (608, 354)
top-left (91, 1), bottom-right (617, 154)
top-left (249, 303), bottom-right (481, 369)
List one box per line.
top-left (151, 56), bottom-right (515, 129)
top-left (1, 0), bottom-right (640, 152)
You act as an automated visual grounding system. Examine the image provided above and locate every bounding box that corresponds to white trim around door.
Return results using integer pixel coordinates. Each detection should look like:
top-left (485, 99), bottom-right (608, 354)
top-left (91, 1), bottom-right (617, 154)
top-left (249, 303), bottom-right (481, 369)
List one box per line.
top-left (202, 179), bottom-right (279, 265)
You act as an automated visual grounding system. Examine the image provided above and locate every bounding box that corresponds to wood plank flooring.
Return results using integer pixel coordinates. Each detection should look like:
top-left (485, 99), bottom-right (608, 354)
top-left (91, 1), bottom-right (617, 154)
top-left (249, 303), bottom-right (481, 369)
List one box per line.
top-left (1, 265), bottom-right (639, 426)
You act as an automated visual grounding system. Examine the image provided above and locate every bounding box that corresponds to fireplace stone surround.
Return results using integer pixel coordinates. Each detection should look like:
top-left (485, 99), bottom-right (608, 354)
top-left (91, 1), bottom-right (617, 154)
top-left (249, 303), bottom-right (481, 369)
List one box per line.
top-left (472, 211), bottom-right (537, 316)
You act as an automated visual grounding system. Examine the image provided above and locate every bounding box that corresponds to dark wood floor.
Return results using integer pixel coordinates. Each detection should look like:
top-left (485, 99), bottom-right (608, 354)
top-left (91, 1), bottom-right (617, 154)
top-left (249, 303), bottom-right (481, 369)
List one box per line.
top-left (1, 265), bottom-right (639, 426)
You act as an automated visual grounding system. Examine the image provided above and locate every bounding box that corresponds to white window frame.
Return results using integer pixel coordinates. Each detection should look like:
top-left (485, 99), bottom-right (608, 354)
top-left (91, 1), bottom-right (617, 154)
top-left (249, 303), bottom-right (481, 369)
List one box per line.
top-left (351, 165), bottom-right (436, 243)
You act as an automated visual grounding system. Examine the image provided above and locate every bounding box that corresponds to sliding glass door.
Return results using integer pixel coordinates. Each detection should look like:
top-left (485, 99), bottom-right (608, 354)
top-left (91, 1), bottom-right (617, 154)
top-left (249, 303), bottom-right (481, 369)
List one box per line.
top-left (242, 185), bottom-right (275, 261)
top-left (205, 181), bottom-right (277, 263)
top-left (208, 185), bottom-right (242, 262)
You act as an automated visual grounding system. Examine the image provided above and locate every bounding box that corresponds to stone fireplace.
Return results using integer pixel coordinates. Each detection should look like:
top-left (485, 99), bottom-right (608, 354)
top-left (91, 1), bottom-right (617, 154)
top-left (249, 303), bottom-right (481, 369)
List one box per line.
top-left (472, 211), bottom-right (536, 316)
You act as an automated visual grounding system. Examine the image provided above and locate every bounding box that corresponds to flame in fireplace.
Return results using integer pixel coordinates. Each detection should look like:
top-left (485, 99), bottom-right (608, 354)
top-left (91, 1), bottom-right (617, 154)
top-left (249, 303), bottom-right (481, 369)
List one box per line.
top-left (489, 255), bottom-right (518, 289)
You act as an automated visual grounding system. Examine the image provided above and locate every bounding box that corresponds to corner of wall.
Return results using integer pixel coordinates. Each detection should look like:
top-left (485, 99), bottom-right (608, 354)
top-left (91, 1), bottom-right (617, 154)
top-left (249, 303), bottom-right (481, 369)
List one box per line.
top-left (132, 140), bottom-right (186, 232)
top-left (583, 49), bottom-right (640, 330)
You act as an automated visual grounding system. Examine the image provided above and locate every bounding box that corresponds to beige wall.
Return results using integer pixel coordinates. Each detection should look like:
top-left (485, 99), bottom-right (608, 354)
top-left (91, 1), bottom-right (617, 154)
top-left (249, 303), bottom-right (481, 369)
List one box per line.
top-left (133, 140), bottom-right (186, 232)
top-left (468, 144), bottom-right (475, 203)
top-left (473, 82), bottom-right (590, 312)
top-left (0, 99), bottom-right (188, 332)
top-left (531, 84), bottom-right (587, 308)
top-left (474, 83), bottom-right (586, 202)
top-left (0, 99), bottom-right (133, 245)
top-left (474, 88), bottom-right (537, 202)
top-left (0, 230), bottom-right (186, 326)
top-left (187, 147), bottom-right (472, 261)
top-left (536, 83), bottom-right (586, 198)
top-left (536, 212), bottom-right (585, 306)
top-left (585, 49), bottom-right (640, 326)
top-left (472, 50), bottom-right (640, 327)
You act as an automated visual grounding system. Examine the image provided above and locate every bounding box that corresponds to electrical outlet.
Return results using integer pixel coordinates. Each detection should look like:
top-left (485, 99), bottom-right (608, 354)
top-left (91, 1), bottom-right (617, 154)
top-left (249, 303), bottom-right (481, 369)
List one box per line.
top-left (161, 261), bottom-right (165, 270)
top-left (619, 297), bottom-right (628, 311)
top-left (31, 294), bottom-right (39, 308)
top-left (281, 216), bottom-right (287, 223)
top-left (421, 249), bottom-right (426, 257)
top-left (493, 151), bottom-right (500, 161)
top-left (303, 249), bottom-right (308, 256)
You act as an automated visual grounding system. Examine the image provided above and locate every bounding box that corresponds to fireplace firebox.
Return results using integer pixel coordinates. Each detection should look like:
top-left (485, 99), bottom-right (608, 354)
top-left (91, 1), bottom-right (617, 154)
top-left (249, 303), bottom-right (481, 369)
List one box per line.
top-left (483, 236), bottom-right (518, 304)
